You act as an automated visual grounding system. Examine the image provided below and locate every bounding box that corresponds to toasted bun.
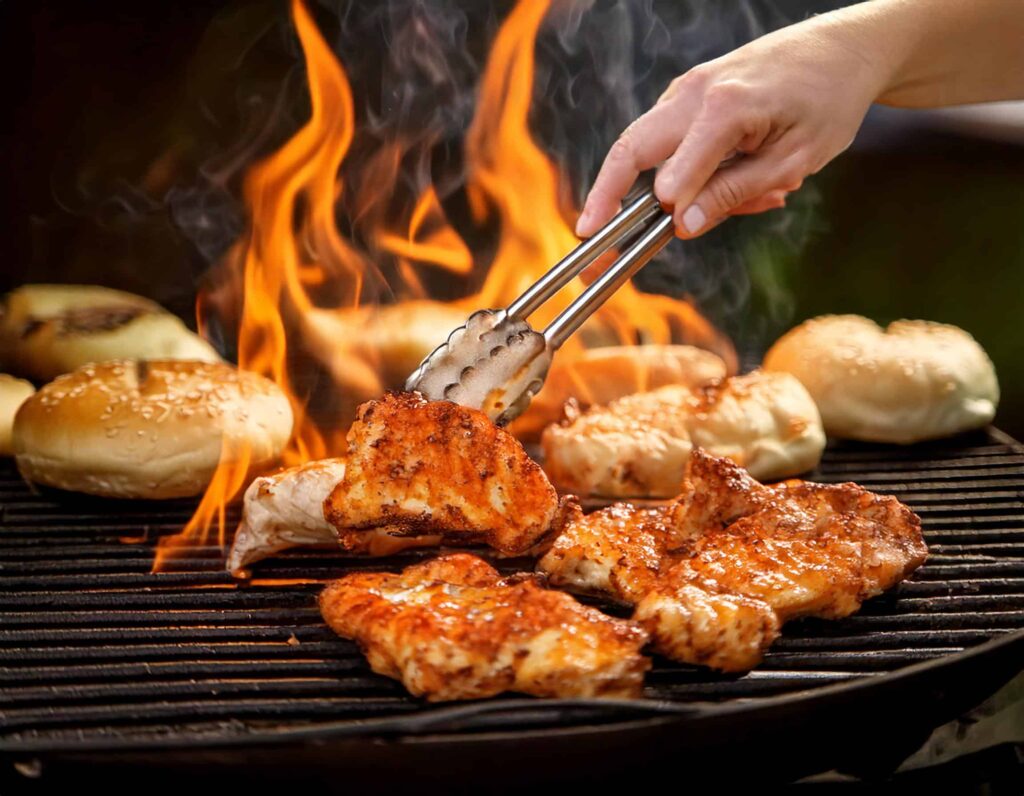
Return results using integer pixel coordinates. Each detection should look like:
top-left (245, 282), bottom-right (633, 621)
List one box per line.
top-left (764, 315), bottom-right (999, 443)
top-left (542, 370), bottom-right (825, 498)
top-left (511, 345), bottom-right (729, 441)
top-left (0, 284), bottom-right (221, 381)
top-left (12, 360), bottom-right (293, 499)
top-left (0, 375), bottom-right (34, 456)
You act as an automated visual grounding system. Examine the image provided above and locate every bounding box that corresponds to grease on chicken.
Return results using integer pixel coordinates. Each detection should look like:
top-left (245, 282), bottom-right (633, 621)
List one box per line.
top-left (540, 449), bottom-right (927, 671)
top-left (324, 392), bottom-right (560, 555)
top-left (538, 502), bottom-right (676, 603)
top-left (319, 553), bottom-right (650, 701)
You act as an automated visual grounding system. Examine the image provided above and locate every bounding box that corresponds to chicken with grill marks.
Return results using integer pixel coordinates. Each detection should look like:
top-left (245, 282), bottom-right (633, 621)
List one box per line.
top-left (319, 553), bottom-right (650, 701)
top-left (537, 451), bottom-right (769, 604)
top-left (324, 392), bottom-right (562, 556)
top-left (540, 449), bottom-right (927, 671)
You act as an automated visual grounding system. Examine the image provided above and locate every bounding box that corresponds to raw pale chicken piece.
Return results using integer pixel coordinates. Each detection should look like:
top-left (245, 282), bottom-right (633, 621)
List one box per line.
top-left (226, 458), bottom-right (438, 573)
top-left (320, 553), bottom-right (650, 701)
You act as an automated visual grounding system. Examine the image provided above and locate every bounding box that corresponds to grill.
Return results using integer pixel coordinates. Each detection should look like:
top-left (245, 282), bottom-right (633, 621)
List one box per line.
top-left (2, 429), bottom-right (1023, 786)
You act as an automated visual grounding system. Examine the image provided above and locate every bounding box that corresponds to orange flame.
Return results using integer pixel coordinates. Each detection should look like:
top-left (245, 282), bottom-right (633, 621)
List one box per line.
top-left (463, 0), bottom-right (734, 358)
top-left (377, 186), bottom-right (474, 276)
top-left (155, 0), bottom-right (368, 568)
top-left (157, 0), bottom-right (735, 570)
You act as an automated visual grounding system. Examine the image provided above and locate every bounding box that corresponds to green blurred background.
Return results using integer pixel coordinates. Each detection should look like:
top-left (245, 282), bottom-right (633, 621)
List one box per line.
top-left (780, 110), bottom-right (1024, 439)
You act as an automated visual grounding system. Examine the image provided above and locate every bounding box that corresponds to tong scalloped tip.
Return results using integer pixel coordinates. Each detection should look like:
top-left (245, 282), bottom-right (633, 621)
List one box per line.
top-left (405, 189), bottom-right (674, 424)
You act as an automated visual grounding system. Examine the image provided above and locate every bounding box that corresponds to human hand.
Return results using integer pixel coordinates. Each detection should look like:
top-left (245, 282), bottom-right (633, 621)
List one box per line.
top-left (576, 11), bottom-right (892, 239)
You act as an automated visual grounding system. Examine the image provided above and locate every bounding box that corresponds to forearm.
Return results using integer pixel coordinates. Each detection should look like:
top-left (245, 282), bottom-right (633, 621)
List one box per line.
top-left (827, 0), bottom-right (1024, 107)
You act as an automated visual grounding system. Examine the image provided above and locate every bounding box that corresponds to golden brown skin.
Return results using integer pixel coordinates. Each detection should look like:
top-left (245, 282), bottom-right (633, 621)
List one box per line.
top-left (542, 449), bottom-right (927, 672)
top-left (538, 503), bottom-right (677, 604)
top-left (324, 393), bottom-right (560, 556)
top-left (319, 553), bottom-right (650, 701)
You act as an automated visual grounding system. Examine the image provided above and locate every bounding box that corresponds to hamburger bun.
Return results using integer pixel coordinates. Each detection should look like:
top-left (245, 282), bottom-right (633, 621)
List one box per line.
top-left (511, 344), bottom-right (729, 441)
top-left (12, 360), bottom-right (293, 499)
top-left (764, 315), bottom-right (999, 443)
top-left (542, 370), bottom-right (825, 498)
top-left (0, 375), bottom-right (34, 456)
top-left (0, 284), bottom-right (221, 381)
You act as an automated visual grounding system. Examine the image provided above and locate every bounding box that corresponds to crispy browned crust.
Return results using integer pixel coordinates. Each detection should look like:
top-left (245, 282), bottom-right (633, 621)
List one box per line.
top-left (324, 392), bottom-right (559, 555)
top-left (319, 553), bottom-right (650, 701)
top-left (541, 448), bottom-right (927, 672)
top-left (538, 503), bottom-right (677, 604)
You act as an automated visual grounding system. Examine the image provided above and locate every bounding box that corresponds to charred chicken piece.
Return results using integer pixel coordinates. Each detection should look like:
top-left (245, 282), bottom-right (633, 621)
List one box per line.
top-left (319, 553), bottom-right (650, 701)
top-left (540, 449), bottom-right (927, 671)
top-left (226, 458), bottom-right (440, 573)
top-left (324, 392), bottom-right (560, 555)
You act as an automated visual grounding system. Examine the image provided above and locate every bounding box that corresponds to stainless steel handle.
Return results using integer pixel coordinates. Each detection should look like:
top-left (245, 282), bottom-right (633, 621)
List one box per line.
top-left (506, 190), bottom-right (661, 321)
top-left (543, 212), bottom-right (675, 349)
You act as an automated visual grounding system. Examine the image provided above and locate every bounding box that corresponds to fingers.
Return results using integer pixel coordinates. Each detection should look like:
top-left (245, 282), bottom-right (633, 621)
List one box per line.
top-left (675, 152), bottom-right (803, 235)
top-left (731, 190), bottom-right (788, 215)
top-left (576, 88), bottom-right (701, 238)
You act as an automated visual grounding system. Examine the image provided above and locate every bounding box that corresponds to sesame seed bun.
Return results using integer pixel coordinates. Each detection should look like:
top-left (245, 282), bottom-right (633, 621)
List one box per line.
top-left (12, 360), bottom-right (294, 498)
top-left (764, 315), bottom-right (999, 444)
top-left (0, 284), bottom-right (221, 381)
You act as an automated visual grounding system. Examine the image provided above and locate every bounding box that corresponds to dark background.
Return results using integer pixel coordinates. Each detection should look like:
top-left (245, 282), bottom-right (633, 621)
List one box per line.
top-left (3, 0), bottom-right (1023, 438)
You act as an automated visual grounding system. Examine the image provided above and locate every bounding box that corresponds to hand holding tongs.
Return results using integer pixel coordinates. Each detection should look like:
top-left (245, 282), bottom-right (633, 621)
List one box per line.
top-left (406, 188), bottom-right (675, 424)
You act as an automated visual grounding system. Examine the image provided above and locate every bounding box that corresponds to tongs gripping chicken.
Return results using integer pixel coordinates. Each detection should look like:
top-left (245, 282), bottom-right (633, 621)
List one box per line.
top-left (406, 189), bottom-right (674, 424)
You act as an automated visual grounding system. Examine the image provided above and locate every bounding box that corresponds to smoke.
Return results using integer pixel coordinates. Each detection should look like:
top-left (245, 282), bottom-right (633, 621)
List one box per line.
top-left (64, 0), bottom-right (823, 356)
top-left (528, 0), bottom-right (822, 360)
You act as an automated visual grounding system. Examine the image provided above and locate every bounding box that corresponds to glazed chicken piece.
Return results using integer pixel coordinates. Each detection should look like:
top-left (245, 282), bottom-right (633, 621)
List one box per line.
top-left (226, 458), bottom-right (440, 573)
top-left (538, 502), bottom-right (676, 604)
top-left (319, 553), bottom-right (650, 701)
top-left (538, 452), bottom-right (769, 603)
top-left (324, 392), bottom-right (560, 555)
top-left (540, 450), bottom-right (927, 671)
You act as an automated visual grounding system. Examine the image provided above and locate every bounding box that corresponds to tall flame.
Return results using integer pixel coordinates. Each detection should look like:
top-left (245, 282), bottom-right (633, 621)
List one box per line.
top-left (464, 0), bottom-right (733, 356)
top-left (157, 0), bottom-right (735, 569)
top-left (156, 0), bottom-right (366, 567)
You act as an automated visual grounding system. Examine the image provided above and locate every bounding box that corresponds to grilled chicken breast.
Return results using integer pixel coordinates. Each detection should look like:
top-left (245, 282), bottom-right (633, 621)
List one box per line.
top-left (540, 449), bottom-right (927, 671)
top-left (226, 458), bottom-right (440, 573)
top-left (324, 393), bottom-right (560, 555)
top-left (541, 370), bottom-right (826, 497)
top-left (319, 553), bottom-right (650, 701)
top-left (538, 502), bottom-right (676, 603)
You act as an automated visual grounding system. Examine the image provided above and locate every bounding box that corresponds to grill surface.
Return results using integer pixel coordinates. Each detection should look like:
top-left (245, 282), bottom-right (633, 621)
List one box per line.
top-left (1, 429), bottom-right (1023, 758)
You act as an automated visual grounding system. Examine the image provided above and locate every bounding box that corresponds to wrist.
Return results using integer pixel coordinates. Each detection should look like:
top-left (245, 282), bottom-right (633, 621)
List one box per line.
top-left (813, 3), bottom-right (906, 107)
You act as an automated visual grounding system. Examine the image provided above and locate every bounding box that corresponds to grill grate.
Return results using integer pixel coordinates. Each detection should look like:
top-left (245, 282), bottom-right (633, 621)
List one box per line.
top-left (1, 429), bottom-right (1023, 753)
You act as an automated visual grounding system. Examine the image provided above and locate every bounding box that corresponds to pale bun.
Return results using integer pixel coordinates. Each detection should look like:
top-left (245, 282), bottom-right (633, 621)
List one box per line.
top-left (764, 315), bottom-right (999, 443)
top-left (13, 360), bottom-right (293, 499)
top-left (511, 344), bottom-right (729, 441)
top-left (0, 284), bottom-right (221, 381)
top-left (0, 375), bottom-right (34, 456)
top-left (542, 370), bottom-right (825, 498)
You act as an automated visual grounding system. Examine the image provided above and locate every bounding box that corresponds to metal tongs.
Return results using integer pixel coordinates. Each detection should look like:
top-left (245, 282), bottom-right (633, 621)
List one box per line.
top-left (406, 188), bottom-right (674, 424)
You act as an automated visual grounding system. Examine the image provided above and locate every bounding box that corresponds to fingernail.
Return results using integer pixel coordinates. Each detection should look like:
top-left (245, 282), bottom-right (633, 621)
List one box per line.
top-left (575, 208), bottom-right (593, 236)
top-left (682, 204), bottom-right (706, 234)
